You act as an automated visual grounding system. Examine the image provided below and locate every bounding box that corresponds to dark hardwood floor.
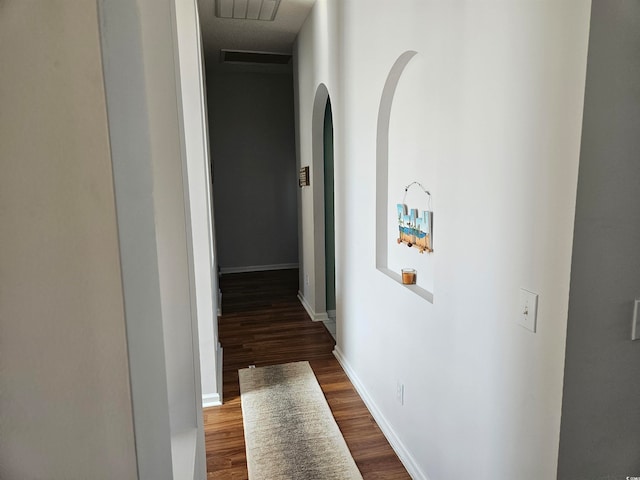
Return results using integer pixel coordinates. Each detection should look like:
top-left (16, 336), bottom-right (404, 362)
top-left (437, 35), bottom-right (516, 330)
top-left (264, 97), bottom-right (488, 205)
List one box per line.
top-left (204, 269), bottom-right (410, 479)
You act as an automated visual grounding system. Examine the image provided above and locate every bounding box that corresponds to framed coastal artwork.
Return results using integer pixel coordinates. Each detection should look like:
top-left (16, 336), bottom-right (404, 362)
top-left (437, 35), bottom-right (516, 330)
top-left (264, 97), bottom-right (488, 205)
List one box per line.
top-left (396, 181), bottom-right (433, 254)
top-left (396, 205), bottom-right (432, 253)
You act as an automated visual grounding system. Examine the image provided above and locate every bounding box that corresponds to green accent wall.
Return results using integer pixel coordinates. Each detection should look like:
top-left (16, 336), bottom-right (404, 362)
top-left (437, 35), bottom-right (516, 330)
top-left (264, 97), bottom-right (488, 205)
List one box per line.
top-left (324, 99), bottom-right (336, 312)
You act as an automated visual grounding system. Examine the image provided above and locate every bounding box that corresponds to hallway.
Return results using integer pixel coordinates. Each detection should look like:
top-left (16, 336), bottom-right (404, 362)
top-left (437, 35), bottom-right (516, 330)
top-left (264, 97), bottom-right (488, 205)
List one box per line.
top-left (203, 269), bottom-right (410, 479)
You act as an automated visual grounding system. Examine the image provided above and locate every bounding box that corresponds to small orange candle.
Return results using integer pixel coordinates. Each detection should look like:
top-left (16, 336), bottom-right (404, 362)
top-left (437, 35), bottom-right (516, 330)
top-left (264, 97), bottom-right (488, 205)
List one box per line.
top-left (401, 268), bottom-right (416, 285)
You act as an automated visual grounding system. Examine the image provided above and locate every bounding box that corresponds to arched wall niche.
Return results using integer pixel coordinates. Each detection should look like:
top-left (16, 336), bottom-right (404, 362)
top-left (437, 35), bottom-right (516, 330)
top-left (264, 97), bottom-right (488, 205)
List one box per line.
top-left (375, 51), bottom-right (435, 303)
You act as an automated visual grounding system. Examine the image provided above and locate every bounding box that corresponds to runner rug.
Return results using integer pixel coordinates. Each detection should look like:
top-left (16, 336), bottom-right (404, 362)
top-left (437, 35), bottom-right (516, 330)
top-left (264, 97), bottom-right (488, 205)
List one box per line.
top-left (239, 361), bottom-right (363, 480)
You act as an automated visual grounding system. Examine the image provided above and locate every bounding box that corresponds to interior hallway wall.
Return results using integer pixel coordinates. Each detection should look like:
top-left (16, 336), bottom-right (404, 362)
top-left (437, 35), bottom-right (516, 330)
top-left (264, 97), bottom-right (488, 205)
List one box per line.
top-left (0, 1), bottom-right (137, 478)
top-left (174, 0), bottom-right (221, 409)
top-left (558, 2), bottom-right (640, 478)
top-left (207, 71), bottom-right (298, 272)
top-left (296, 1), bottom-right (591, 478)
top-left (293, 0), bottom-right (339, 318)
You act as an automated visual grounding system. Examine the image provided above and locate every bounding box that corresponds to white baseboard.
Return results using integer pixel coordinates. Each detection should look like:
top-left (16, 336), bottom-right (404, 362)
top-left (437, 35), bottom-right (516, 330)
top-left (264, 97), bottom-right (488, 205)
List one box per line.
top-left (202, 393), bottom-right (222, 408)
top-left (333, 347), bottom-right (429, 480)
top-left (327, 309), bottom-right (336, 319)
top-left (322, 318), bottom-right (336, 340)
top-left (297, 291), bottom-right (329, 322)
top-left (220, 263), bottom-right (299, 274)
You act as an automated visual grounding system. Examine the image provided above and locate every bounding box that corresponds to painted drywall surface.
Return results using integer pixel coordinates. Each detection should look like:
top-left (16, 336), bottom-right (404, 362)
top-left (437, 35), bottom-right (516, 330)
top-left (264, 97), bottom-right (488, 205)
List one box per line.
top-left (137, 0), bottom-right (204, 444)
top-left (0, 1), bottom-right (137, 478)
top-left (174, 0), bottom-right (220, 409)
top-left (294, 0), bottom-right (339, 316)
top-left (170, 0), bottom-right (210, 475)
top-left (207, 71), bottom-right (298, 271)
top-left (558, 2), bottom-right (640, 478)
top-left (99, 0), bottom-right (176, 476)
top-left (99, 0), bottom-right (208, 476)
top-left (296, 1), bottom-right (590, 478)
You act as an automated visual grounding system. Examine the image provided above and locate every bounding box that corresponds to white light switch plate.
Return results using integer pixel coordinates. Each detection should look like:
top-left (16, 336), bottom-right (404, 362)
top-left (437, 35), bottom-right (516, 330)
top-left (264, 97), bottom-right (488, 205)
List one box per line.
top-left (632, 299), bottom-right (640, 341)
top-left (518, 288), bottom-right (538, 333)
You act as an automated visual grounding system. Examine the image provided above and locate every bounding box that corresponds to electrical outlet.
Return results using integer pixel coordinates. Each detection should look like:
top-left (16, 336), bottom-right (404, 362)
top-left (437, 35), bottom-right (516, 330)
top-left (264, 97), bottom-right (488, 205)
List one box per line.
top-left (305, 274), bottom-right (310, 286)
top-left (396, 381), bottom-right (404, 405)
top-left (518, 288), bottom-right (538, 332)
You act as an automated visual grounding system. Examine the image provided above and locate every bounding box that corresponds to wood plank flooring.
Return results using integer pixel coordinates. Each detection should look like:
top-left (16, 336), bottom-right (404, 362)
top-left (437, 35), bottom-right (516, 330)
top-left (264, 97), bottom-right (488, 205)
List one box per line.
top-left (204, 269), bottom-right (410, 479)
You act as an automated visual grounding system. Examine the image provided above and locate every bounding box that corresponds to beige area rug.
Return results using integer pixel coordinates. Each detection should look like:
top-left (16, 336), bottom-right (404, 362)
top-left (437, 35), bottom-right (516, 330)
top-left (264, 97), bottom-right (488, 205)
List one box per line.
top-left (239, 361), bottom-right (363, 480)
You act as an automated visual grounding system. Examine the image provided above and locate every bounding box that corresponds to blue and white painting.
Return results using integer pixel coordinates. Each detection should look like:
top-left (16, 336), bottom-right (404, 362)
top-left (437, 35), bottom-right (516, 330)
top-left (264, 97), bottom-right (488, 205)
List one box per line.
top-left (397, 203), bottom-right (432, 253)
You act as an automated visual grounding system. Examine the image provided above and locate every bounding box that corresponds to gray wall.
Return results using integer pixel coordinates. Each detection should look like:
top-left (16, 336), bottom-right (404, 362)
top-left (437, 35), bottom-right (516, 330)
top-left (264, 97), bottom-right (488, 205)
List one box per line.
top-left (558, 2), bottom-right (640, 478)
top-left (208, 71), bottom-right (298, 271)
top-left (0, 2), bottom-right (138, 478)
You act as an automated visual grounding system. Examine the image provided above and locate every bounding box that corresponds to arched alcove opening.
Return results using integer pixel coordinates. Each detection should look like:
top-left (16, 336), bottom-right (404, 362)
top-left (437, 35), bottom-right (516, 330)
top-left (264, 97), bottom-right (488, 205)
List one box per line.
top-left (300, 83), bottom-right (335, 325)
top-left (375, 51), bottom-right (434, 303)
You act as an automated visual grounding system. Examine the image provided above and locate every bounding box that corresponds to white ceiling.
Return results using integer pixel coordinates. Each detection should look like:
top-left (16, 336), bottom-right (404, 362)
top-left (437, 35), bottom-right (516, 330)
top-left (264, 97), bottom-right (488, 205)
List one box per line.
top-left (197, 0), bottom-right (316, 72)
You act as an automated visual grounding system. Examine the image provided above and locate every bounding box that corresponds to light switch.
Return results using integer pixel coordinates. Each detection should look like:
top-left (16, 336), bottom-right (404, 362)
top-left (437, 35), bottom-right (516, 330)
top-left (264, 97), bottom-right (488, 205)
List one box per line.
top-left (632, 299), bottom-right (640, 341)
top-left (518, 288), bottom-right (538, 333)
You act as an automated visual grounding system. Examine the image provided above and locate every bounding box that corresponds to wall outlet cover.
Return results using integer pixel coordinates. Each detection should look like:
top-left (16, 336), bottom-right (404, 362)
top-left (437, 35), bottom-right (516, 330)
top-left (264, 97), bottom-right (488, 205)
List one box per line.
top-left (396, 381), bottom-right (404, 405)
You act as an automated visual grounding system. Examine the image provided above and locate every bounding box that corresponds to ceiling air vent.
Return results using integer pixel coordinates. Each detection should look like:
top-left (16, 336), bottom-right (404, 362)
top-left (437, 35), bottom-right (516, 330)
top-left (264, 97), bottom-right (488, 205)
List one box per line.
top-left (216, 0), bottom-right (281, 21)
top-left (221, 50), bottom-right (292, 65)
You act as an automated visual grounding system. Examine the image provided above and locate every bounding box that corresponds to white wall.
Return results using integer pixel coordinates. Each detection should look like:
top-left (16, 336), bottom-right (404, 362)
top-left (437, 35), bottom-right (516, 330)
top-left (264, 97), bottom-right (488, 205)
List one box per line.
top-left (0, 1), bottom-right (138, 478)
top-left (295, 1), bottom-right (591, 478)
top-left (100, 0), bottom-right (207, 477)
top-left (137, 1), bottom-right (207, 476)
top-left (294, 0), bottom-right (339, 318)
top-left (0, 1), bottom-right (209, 478)
top-left (174, 0), bottom-right (221, 409)
top-left (208, 71), bottom-right (298, 272)
top-left (137, 0), bottom-right (199, 437)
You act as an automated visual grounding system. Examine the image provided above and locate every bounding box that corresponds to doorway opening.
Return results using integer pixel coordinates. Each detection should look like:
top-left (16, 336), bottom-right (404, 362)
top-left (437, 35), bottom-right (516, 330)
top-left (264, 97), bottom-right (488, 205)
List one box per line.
top-left (323, 98), bottom-right (336, 331)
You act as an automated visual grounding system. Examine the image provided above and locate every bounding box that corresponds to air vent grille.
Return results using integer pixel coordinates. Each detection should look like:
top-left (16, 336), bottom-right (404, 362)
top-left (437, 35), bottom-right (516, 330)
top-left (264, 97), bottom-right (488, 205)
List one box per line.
top-left (216, 0), bottom-right (281, 21)
top-left (221, 50), bottom-right (292, 65)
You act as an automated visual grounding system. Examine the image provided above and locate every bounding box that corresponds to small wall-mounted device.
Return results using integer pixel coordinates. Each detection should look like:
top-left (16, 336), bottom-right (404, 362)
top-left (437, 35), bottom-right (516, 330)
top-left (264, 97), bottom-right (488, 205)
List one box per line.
top-left (299, 166), bottom-right (310, 187)
top-left (632, 299), bottom-right (640, 341)
top-left (517, 288), bottom-right (538, 333)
